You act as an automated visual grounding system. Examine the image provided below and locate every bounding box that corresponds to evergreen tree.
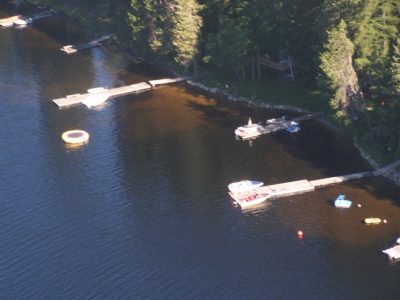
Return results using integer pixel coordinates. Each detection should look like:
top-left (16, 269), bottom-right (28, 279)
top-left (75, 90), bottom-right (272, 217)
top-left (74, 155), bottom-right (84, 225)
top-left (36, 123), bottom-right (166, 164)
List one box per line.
top-left (172, 0), bottom-right (203, 73)
top-left (127, 0), bottom-right (174, 56)
top-left (203, 15), bottom-right (250, 81)
top-left (319, 20), bottom-right (364, 123)
top-left (380, 38), bottom-right (400, 157)
top-left (353, 0), bottom-right (400, 74)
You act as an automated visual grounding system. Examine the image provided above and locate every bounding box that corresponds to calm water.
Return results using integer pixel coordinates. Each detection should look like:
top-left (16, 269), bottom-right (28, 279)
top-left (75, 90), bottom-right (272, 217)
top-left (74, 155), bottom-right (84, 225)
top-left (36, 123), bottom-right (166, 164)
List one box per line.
top-left (1, 5), bottom-right (400, 300)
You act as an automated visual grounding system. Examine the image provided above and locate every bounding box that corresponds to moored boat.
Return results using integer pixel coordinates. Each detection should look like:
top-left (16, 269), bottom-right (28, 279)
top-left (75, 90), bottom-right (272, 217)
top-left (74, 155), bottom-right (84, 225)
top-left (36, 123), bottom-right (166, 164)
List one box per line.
top-left (234, 118), bottom-right (264, 139)
top-left (229, 188), bottom-right (271, 208)
top-left (228, 180), bottom-right (264, 194)
top-left (334, 194), bottom-right (352, 208)
top-left (364, 217), bottom-right (382, 225)
top-left (382, 245), bottom-right (400, 260)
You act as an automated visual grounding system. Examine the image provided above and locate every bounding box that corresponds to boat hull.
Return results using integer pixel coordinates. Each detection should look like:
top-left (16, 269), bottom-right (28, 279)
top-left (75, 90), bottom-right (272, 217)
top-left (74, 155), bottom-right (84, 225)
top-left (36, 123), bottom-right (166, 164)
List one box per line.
top-left (334, 200), bottom-right (352, 208)
top-left (230, 192), bottom-right (270, 208)
top-left (364, 218), bottom-right (382, 225)
top-left (228, 180), bottom-right (264, 194)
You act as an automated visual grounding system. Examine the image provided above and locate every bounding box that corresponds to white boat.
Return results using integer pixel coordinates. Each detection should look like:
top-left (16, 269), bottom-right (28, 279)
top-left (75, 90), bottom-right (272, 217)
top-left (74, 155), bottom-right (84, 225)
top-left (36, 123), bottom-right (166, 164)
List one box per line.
top-left (334, 194), bottom-right (352, 208)
top-left (228, 180), bottom-right (264, 194)
top-left (13, 17), bottom-right (32, 26)
top-left (229, 187), bottom-right (271, 208)
top-left (82, 93), bottom-right (110, 107)
top-left (235, 118), bottom-right (264, 139)
top-left (382, 245), bottom-right (400, 260)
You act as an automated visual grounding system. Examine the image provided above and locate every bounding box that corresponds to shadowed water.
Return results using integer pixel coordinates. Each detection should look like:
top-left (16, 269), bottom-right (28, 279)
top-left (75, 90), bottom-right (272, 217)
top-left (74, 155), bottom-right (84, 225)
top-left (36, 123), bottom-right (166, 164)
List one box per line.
top-left (1, 5), bottom-right (400, 300)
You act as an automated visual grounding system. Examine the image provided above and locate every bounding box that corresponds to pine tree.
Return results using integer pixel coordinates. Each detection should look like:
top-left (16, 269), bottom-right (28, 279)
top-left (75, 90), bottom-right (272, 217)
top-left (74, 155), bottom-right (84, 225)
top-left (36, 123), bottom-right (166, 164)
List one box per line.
top-left (380, 38), bottom-right (400, 157)
top-left (319, 20), bottom-right (364, 122)
top-left (172, 0), bottom-right (203, 73)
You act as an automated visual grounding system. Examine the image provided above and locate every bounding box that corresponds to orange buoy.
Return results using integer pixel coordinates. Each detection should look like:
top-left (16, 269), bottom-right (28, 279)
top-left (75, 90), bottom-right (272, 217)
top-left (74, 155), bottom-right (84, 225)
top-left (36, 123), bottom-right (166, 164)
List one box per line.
top-left (297, 231), bottom-right (303, 237)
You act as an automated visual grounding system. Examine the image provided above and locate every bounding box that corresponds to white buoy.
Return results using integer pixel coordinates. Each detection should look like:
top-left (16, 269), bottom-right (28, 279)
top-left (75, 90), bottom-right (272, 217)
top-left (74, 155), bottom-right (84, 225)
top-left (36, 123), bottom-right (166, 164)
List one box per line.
top-left (62, 130), bottom-right (89, 144)
top-left (396, 237), bottom-right (400, 245)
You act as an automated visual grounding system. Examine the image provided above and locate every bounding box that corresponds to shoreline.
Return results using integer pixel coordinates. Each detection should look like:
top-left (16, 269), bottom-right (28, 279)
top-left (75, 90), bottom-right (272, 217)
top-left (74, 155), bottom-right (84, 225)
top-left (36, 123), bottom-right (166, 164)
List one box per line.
top-left (21, 0), bottom-right (400, 187)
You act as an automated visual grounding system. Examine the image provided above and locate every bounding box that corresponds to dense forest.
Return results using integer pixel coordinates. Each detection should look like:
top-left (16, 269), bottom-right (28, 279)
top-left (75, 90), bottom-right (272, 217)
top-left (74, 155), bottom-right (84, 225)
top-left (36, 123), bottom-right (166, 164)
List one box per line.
top-left (32, 0), bottom-right (400, 163)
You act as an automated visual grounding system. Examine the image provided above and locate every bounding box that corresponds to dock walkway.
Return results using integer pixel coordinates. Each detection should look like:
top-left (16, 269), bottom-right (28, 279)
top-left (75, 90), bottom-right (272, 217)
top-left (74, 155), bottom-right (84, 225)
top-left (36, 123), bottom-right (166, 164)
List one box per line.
top-left (61, 34), bottom-right (114, 54)
top-left (233, 170), bottom-right (379, 208)
top-left (0, 10), bottom-right (55, 27)
top-left (0, 15), bottom-right (21, 27)
top-left (52, 76), bottom-right (190, 107)
top-left (236, 113), bottom-right (322, 140)
top-left (53, 82), bottom-right (152, 107)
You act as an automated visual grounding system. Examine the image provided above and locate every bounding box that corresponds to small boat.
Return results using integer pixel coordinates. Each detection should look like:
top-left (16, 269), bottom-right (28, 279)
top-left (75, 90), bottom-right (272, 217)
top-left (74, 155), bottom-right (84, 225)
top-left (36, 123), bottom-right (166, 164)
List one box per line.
top-left (334, 194), bottom-right (352, 208)
top-left (82, 93), bottom-right (110, 107)
top-left (234, 118), bottom-right (264, 139)
top-left (285, 121), bottom-right (301, 133)
top-left (228, 180), bottom-right (264, 194)
top-left (382, 245), bottom-right (400, 260)
top-left (364, 218), bottom-right (382, 225)
top-left (229, 187), bottom-right (271, 208)
top-left (235, 118), bottom-right (263, 139)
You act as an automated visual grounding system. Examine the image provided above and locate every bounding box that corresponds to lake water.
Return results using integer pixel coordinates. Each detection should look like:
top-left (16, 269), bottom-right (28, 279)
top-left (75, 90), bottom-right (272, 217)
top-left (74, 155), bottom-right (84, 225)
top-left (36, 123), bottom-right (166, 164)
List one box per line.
top-left (1, 4), bottom-right (400, 300)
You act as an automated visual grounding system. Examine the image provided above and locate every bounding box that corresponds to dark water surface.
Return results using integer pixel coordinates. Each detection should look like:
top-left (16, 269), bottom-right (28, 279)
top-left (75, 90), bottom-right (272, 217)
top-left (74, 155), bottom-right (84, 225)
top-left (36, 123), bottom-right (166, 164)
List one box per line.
top-left (1, 5), bottom-right (400, 300)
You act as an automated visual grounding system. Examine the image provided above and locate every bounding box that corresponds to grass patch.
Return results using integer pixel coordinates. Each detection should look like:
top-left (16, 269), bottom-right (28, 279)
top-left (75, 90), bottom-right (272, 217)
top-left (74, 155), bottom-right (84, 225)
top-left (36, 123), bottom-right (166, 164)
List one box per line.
top-left (198, 68), bottom-right (331, 113)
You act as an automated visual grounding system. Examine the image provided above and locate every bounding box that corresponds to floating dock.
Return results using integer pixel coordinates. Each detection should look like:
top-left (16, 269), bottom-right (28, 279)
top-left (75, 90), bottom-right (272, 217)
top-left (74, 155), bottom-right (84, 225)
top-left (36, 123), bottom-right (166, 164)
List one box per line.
top-left (0, 15), bottom-right (22, 27)
top-left (52, 77), bottom-right (190, 108)
top-left (53, 82), bottom-right (152, 107)
top-left (61, 34), bottom-right (114, 54)
top-left (231, 170), bottom-right (376, 208)
top-left (148, 76), bottom-right (190, 87)
top-left (0, 10), bottom-right (55, 27)
top-left (235, 113), bottom-right (322, 140)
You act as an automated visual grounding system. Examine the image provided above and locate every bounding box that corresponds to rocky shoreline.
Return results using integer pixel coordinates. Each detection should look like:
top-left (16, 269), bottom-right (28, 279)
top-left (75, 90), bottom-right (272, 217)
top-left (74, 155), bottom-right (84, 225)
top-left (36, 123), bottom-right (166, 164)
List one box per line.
top-left (185, 80), bottom-right (400, 187)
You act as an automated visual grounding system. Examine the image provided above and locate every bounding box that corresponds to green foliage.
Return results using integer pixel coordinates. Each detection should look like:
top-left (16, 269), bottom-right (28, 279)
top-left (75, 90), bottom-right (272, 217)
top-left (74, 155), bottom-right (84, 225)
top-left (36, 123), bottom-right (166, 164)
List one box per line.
top-left (319, 20), bottom-right (360, 123)
top-left (172, 0), bottom-right (203, 71)
top-left (204, 15), bottom-right (250, 80)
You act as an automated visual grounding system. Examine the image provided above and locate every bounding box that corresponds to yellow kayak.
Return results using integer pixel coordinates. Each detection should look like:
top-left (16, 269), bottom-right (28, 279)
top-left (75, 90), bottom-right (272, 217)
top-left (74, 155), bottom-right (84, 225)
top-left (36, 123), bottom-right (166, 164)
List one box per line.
top-left (364, 218), bottom-right (382, 225)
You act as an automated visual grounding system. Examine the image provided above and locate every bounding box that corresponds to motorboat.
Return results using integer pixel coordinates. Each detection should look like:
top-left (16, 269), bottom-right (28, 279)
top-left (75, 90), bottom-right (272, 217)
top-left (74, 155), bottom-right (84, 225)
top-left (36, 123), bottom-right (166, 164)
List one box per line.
top-left (285, 121), bottom-right (301, 133)
top-left (228, 180), bottom-right (264, 194)
top-left (82, 93), bottom-right (110, 107)
top-left (382, 245), bottom-right (400, 260)
top-left (364, 218), bottom-right (382, 225)
top-left (334, 194), bottom-right (352, 208)
top-left (229, 187), bottom-right (271, 208)
top-left (235, 118), bottom-right (264, 139)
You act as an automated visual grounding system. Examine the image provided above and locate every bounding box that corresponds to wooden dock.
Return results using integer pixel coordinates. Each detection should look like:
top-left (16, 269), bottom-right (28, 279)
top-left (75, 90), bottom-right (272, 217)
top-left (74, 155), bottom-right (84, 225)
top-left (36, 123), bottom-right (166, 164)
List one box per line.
top-left (61, 34), bottom-right (114, 54)
top-left (53, 82), bottom-right (151, 107)
top-left (267, 179), bottom-right (315, 197)
top-left (30, 10), bottom-right (56, 21)
top-left (148, 76), bottom-right (190, 87)
top-left (0, 10), bottom-right (55, 27)
top-left (234, 170), bottom-right (377, 208)
top-left (52, 77), bottom-right (191, 107)
top-left (236, 113), bottom-right (322, 140)
top-left (0, 15), bottom-right (22, 27)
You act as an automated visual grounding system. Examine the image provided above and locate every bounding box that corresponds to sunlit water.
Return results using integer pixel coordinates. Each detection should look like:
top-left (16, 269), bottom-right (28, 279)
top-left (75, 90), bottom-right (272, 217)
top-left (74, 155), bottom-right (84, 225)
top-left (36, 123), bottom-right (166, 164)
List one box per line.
top-left (1, 4), bottom-right (400, 299)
